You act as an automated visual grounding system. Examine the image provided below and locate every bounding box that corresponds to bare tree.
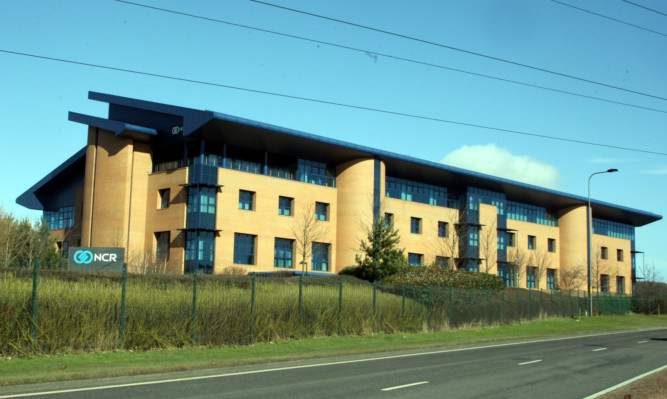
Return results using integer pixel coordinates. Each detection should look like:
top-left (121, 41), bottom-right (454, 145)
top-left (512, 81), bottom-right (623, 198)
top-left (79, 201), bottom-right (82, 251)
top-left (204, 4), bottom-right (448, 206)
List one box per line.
top-left (590, 248), bottom-right (615, 293)
top-left (532, 248), bottom-right (552, 289)
top-left (559, 265), bottom-right (586, 291)
top-left (290, 202), bottom-right (329, 274)
top-left (432, 207), bottom-right (460, 270)
top-left (478, 219), bottom-right (498, 274)
top-left (507, 246), bottom-right (529, 288)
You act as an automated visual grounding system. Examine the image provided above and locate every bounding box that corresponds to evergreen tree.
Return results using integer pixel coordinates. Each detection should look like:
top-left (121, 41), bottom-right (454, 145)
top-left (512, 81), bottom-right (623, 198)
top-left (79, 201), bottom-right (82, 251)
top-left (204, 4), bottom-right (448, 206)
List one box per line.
top-left (354, 218), bottom-right (406, 281)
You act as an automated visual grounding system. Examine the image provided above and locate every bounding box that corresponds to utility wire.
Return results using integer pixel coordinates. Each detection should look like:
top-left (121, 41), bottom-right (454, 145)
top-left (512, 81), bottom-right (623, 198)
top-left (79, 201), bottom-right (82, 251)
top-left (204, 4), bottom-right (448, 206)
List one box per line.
top-left (250, 0), bottom-right (667, 102)
top-left (621, 0), bottom-right (667, 17)
top-left (2, 48), bottom-right (665, 156)
top-left (114, 0), bottom-right (667, 116)
top-left (551, 0), bottom-right (667, 37)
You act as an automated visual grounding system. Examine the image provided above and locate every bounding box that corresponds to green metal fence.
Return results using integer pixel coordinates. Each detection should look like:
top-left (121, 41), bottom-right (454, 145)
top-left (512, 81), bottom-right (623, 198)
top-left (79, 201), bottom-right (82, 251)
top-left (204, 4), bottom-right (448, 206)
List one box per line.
top-left (0, 266), bottom-right (638, 356)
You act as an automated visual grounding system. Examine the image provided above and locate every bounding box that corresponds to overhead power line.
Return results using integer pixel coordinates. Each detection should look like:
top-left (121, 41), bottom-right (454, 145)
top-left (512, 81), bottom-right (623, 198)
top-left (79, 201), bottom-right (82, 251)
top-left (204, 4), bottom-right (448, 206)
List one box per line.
top-left (2, 49), bottom-right (665, 156)
top-left (621, 0), bottom-right (667, 17)
top-left (114, 0), bottom-right (667, 116)
top-left (551, 0), bottom-right (667, 37)
top-left (250, 0), bottom-right (667, 102)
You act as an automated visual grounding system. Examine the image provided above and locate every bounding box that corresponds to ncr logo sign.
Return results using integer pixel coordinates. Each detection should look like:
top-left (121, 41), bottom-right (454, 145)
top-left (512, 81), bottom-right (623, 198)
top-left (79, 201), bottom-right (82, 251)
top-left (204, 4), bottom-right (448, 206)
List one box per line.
top-left (68, 247), bottom-right (125, 272)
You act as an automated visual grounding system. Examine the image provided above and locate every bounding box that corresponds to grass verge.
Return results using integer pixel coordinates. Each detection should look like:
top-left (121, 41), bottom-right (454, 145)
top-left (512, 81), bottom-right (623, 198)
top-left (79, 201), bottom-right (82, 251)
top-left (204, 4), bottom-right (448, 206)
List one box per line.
top-left (1, 314), bottom-right (665, 386)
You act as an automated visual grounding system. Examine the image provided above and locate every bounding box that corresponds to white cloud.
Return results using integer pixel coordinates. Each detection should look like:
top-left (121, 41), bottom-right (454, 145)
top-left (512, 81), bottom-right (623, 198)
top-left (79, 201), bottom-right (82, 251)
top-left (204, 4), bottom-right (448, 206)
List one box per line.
top-left (640, 166), bottom-right (667, 175)
top-left (440, 144), bottom-right (562, 189)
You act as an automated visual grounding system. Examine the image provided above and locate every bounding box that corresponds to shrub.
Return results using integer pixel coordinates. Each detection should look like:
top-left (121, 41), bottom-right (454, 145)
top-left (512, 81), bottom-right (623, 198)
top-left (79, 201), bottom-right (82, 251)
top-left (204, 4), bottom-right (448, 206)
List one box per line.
top-left (386, 264), bottom-right (505, 290)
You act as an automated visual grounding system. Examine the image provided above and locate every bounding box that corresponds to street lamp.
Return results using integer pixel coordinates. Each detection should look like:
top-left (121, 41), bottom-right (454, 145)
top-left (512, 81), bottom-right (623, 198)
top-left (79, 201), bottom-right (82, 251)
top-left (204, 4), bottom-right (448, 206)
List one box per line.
top-left (587, 168), bottom-right (618, 317)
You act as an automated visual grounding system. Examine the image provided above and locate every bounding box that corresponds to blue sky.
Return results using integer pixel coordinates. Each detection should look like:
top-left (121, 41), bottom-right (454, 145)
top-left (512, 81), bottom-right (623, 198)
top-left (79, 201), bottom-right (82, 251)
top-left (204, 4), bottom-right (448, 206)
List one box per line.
top-left (1, 0), bottom-right (665, 279)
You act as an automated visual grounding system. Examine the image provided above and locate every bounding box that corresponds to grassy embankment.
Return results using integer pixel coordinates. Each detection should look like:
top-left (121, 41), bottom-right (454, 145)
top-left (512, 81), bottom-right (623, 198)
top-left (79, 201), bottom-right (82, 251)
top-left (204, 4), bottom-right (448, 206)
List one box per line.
top-left (1, 314), bottom-right (666, 386)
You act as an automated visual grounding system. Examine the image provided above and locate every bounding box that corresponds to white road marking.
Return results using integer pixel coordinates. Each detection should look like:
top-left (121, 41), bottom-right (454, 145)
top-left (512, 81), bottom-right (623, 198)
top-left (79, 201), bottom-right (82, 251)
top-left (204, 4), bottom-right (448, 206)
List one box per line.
top-left (381, 381), bottom-right (429, 391)
top-left (2, 328), bottom-right (663, 399)
top-left (518, 359), bottom-right (542, 365)
top-left (637, 340), bottom-right (648, 343)
top-left (582, 364), bottom-right (667, 399)
top-left (592, 348), bottom-right (607, 352)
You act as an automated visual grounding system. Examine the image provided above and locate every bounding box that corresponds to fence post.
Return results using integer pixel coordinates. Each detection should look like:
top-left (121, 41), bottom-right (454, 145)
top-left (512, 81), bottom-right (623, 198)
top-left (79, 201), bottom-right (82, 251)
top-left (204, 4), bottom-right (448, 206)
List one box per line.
top-left (120, 263), bottom-right (127, 348)
top-left (501, 288), bottom-right (505, 325)
top-left (486, 289), bottom-right (490, 326)
top-left (468, 288), bottom-right (473, 325)
top-left (372, 280), bottom-right (377, 331)
top-left (528, 290), bottom-right (532, 320)
top-left (449, 287), bottom-right (454, 329)
top-left (191, 268), bottom-right (198, 345)
top-left (30, 258), bottom-right (39, 342)
top-left (298, 274), bottom-right (303, 336)
top-left (338, 276), bottom-right (343, 335)
top-left (401, 283), bottom-right (406, 329)
top-left (427, 285), bottom-right (432, 331)
top-left (250, 274), bottom-right (256, 343)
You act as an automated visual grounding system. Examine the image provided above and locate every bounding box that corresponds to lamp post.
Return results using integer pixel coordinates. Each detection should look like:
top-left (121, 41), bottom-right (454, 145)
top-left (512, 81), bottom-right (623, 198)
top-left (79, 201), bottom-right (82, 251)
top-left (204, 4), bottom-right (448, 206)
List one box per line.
top-left (587, 168), bottom-right (618, 317)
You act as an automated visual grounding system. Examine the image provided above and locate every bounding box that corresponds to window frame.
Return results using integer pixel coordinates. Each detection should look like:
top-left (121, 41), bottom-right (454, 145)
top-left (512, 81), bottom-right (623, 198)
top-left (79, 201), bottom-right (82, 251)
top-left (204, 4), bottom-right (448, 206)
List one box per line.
top-left (526, 266), bottom-right (537, 288)
top-left (438, 221), bottom-right (448, 238)
top-left (158, 188), bottom-right (171, 209)
top-left (238, 190), bottom-right (255, 211)
top-left (274, 238), bottom-right (294, 268)
top-left (311, 242), bottom-right (330, 271)
top-left (155, 231), bottom-right (170, 262)
top-left (408, 253), bottom-right (423, 266)
top-left (617, 249), bottom-right (624, 262)
top-left (234, 233), bottom-right (256, 265)
top-left (527, 235), bottom-right (536, 250)
top-left (507, 232), bottom-right (515, 247)
top-left (547, 238), bottom-right (556, 253)
top-left (411, 217), bottom-right (422, 234)
top-left (601, 246), bottom-right (608, 260)
top-left (278, 196), bottom-right (293, 216)
top-left (315, 202), bottom-right (329, 221)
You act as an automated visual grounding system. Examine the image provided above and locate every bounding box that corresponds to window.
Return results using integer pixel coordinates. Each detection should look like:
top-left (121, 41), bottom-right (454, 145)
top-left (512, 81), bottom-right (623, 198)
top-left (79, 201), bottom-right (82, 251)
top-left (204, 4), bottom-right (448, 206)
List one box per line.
top-left (616, 276), bottom-right (625, 294)
top-left (278, 196), bottom-right (293, 216)
top-left (185, 231), bottom-right (215, 274)
top-left (508, 232), bottom-right (515, 247)
top-left (600, 274), bottom-right (609, 293)
top-left (384, 213), bottom-right (394, 227)
top-left (315, 202), bottom-right (329, 221)
top-left (601, 246), bottom-right (608, 260)
top-left (526, 266), bottom-right (537, 288)
top-left (548, 238), bottom-right (556, 253)
top-left (617, 249), bottom-right (624, 262)
top-left (311, 242), bottom-right (330, 271)
top-left (239, 190), bottom-right (255, 210)
top-left (527, 235), bottom-right (536, 250)
top-left (498, 264), bottom-right (514, 287)
top-left (411, 217), bottom-right (422, 234)
top-left (159, 188), bottom-right (170, 209)
top-left (385, 176), bottom-right (449, 207)
top-left (62, 241), bottom-right (69, 258)
top-left (274, 238), bottom-right (294, 268)
top-left (547, 268), bottom-right (556, 290)
top-left (187, 187), bottom-right (217, 230)
top-left (408, 253), bottom-right (423, 266)
top-left (43, 206), bottom-right (75, 230)
top-left (469, 231), bottom-right (479, 247)
top-left (155, 232), bottom-right (170, 262)
top-left (234, 233), bottom-right (256, 265)
top-left (435, 256), bottom-right (449, 267)
top-left (438, 221), bottom-right (448, 238)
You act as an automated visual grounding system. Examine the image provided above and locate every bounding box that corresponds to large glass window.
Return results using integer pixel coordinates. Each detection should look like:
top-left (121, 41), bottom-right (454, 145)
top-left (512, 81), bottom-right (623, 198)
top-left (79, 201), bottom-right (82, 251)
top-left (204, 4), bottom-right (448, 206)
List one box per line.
top-left (311, 242), bottom-right (330, 271)
top-left (438, 221), bottom-right (448, 238)
top-left (526, 266), bottom-right (537, 288)
top-left (185, 231), bottom-right (215, 273)
top-left (315, 202), bottom-right (329, 221)
top-left (616, 276), bottom-right (625, 294)
top-left (278, 196), bottom-right (293, 216)
top-left (600, 274), bottom-right (609, 293)
top-left (408, 253), bottom-right (423, 266)
top-left (234, 233), bottom-right (256, 265)
top-left (411, 217), bottom-right (422, 234)
top-left (43, 206), bottom-right (75, 230)
top-left (547, 268), bottom-right (556, 290)
top-left (274, 238), bottom-right (294, 268)
top-left (498, 263), bottom-right (515, 287)
top-left (155, 231), bottom-right (170, 262)
top-left (385, 176), bottom-right (449, 207)
top-left (239, 190), bottom-right (255, 211)
top-left (297, 159), bottom-right (336, 187)
top-left (507, 201), bottom-right (557, 226)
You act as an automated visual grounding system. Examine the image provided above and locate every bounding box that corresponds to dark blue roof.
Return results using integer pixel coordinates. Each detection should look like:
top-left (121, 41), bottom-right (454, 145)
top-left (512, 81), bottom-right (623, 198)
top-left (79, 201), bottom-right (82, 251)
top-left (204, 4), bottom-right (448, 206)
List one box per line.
top-left (17, 91), bottom-right (663, 227)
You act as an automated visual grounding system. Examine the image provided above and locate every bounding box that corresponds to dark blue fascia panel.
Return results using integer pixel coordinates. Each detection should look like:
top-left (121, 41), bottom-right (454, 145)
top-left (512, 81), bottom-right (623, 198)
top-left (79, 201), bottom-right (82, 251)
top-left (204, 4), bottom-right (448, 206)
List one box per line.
top-left (207, 111), bottom-right (662, 226)
top-left (68, 112), bottom-right (157, 138)
top-left (89, 91), bottom-right (214, 136)
top-left (16, 147), bottom-right (86, 210)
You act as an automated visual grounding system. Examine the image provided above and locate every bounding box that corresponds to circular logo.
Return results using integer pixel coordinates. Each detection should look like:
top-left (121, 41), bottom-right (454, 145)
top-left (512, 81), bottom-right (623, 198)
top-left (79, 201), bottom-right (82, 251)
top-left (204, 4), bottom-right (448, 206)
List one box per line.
top-left (73, 250), bottom-right (94, 264)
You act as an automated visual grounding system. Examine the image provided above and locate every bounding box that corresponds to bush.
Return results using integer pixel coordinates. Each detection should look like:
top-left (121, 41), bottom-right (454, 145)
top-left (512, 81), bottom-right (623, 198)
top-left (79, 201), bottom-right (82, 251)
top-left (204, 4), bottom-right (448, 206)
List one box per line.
top-left (385, 264), bottom-right (505, 290)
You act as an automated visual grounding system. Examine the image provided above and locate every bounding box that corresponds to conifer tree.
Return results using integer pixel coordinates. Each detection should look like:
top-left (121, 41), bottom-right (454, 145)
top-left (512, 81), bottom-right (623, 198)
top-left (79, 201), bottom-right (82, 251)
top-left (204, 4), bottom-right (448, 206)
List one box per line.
top-left (354, 218), bottom-right (406, 281)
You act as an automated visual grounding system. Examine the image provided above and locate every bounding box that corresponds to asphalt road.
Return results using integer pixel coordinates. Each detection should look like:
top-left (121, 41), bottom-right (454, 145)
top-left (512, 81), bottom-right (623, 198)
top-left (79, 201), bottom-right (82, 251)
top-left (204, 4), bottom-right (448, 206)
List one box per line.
top-left (2, 328), bottom-right (666, 399)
